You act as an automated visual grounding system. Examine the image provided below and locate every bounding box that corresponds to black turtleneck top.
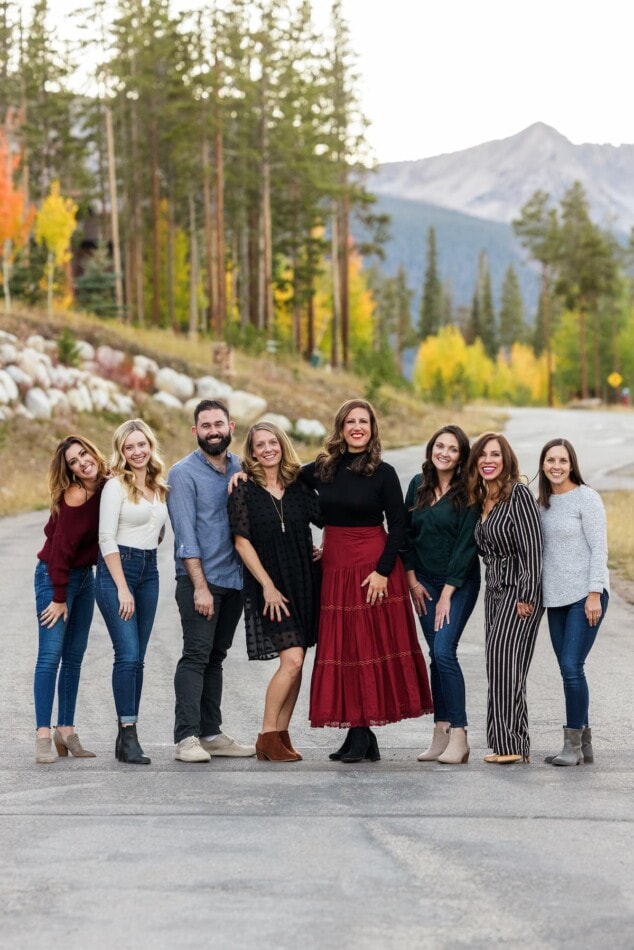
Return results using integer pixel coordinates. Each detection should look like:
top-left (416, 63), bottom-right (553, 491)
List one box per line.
top-left (300, 453), bottom-right (405, 576)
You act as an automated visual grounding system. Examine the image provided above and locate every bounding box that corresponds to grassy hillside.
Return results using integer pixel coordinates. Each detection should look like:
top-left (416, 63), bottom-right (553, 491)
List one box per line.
top-left (0, 306), bottom-right (503, 516)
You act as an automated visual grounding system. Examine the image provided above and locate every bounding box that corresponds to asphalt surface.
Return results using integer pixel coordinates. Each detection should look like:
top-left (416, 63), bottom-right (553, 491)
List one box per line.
top-left (1, 407), bottom-right (632, 949)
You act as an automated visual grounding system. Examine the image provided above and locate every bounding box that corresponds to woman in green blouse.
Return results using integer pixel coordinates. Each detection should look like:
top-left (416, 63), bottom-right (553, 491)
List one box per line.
top-left (403, 426), bottom-right (480, 765)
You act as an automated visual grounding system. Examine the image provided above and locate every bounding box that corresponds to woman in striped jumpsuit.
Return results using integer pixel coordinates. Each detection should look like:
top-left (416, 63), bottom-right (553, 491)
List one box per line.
top-left (466, 433), bottom-right (543, 764)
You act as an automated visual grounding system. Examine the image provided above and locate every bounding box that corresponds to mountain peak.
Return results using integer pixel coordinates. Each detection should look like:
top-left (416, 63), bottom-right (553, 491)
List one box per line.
top-left (374, 124), bottom-right (634, 230)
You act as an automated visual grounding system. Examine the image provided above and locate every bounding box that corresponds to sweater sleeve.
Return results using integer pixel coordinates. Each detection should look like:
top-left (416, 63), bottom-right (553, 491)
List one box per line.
top-left (512, 483), bottom-right (543, 605)
top-left (445, 504), bottom-right (480, 588)
top-left (377, 464), bottom-right (406, 577)
top-left (400, 475), bottom-right (419, 572)
top-left (580, 489), bottom-right (609, 594)
top-left (45, 510), bottom-right (75, 602)
top-left (99, 478), bottom-right (124, 557)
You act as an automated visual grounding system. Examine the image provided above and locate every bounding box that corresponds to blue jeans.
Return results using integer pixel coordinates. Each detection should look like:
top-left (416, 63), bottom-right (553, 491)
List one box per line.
top-left (547, 590), bottom-right (608, 729)
top-left (96, 547), bottom-right (159, 723)
top-left (33, 561), bottom-right (96, 729)
top-left (415, 563), bottom-right (480, 727)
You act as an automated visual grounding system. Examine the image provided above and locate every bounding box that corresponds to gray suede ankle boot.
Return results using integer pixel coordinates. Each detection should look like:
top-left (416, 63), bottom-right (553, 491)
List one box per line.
top-left (581, 726), bottom-right (594, 763)
top-left (551, 727), bottom-right (583, 766)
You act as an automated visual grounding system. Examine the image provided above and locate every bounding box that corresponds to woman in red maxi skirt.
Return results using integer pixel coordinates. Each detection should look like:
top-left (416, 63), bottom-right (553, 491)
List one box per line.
top-left (300, 399), bottom-right (433, 762)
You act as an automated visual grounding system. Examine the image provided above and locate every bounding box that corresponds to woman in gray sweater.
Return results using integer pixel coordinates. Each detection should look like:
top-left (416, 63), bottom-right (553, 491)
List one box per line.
top-left (538, 439), bottom-right (609, 766)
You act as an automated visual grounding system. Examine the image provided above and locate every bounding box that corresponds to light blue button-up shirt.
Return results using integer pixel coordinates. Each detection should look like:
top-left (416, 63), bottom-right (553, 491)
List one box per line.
top-left (167, 449), bottom-right (243, 589)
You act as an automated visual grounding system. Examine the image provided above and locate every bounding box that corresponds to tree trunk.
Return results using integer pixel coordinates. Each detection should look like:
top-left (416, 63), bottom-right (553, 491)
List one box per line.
top-left (214, 64), bottom-right (226, 335)
top-left (188, 190), bottom-right (199, 339)
top-left (104, 103), bottom-right (124, 320)
top-left (2, 239), bottom-right (11, 314)
top-left (330, 201), bottom-right (340, 368)
top-left (167, 192), bottom-right (176, 330)
top-left (150, 120), bottom-right (161, 327)
top-left (579, 307), bottom-right (588, 399)
top-left (202, 138), bottom-right (213, 333)
top-left (339, 184), bottom-right (350, 369)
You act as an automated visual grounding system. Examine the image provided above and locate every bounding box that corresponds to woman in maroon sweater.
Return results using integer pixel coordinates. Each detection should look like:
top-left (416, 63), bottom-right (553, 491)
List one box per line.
top-left (34, 435), bottom-right (108, 764)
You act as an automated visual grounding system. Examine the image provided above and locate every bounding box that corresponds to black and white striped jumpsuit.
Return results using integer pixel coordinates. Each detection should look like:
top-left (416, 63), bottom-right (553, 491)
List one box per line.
top-left (475, 482), bottom-right (544, 758)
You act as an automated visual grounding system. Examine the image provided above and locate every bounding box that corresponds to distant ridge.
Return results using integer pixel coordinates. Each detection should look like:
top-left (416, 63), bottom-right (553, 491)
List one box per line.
top-left (374, 123), bottom-right (634, 233)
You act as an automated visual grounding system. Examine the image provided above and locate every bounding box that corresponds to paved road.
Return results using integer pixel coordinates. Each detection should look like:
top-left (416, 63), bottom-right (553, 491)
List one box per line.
top-left (1, 408), bottom-right (633, 949)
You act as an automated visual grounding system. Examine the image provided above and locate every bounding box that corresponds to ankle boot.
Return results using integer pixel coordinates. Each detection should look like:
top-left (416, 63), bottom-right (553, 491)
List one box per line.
top-left (118, 724), bottom-right (151, 765)
top-left (35, 736), bottom-right (55, 764)
top-left (551, 727), bottom-right (583, 766)
top-left (53, 728), bottom-right (96, 758)
top-left (255, 731), bottom-right (299, 762)
top-left (329, 728), bottom-right (353, 761)
top-left (417, 724), bottom-right (450, 761)
top-left (437, 728), bottom-right (470, 764)
top-left (581, 726), bottom-right (594, 763)
top-left (340, 727), bottom-right (380, 763)
top-left (115, 720), bottom-right (122, 760)
top-left (278, 729), bottom-right (302, 760)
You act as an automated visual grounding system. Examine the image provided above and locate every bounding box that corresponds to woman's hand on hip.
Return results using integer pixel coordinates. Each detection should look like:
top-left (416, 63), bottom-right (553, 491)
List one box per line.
top-left (40, 600), bottom-right (68, 628)
top-left (117, 587), bottom-right (135, 620)
top-left (262, 583), bottom-right (290, 622)
top-left (361, 570), bottom-right (388, 605)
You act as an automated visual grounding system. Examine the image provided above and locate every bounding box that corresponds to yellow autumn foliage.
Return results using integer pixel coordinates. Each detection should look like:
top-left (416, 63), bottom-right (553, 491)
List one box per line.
top-left (34, 181), bottom-right (77, 267)
top-left (414, 327), bottom-right (548, 405)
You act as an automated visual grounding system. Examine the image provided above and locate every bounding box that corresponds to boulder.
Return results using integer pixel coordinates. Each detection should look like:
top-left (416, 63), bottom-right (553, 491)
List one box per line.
top-left (96, 345), bottom-right (126, 373)
top-left (0, 343), bottom-right (18, 366)
top-left (228, 390), bottom-right (267, 423)
top-left (47, 389), bottom-right (71, 413)
top-left (195, 375), bottom-right (233, 399)
top-left (67, 384), bottom-right (93, 414)
top-left (25, 334), bottom-right (47, 353)
top-left (155, 366), bottom-right (195, 401)
top-left (3, 364), bottom-right (32, 389)
top-left (132, 354), bottom-right (159, 380)
top-left (152, 390), bottom-right (183, 410)
top-left (76, 340), bottom-right (95, 361)
top-left (0, 369), bottom-right (19, 403)
top-left (259, 412), bottom-right (293, 433)
top-left (294, 418), bottom-right (327, 441)
top-left (25, 387), bottom-right (52, 419)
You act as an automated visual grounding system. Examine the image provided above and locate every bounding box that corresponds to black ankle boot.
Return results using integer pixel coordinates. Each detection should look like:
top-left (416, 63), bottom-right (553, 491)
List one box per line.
top-left (118, 724), bottom-right (151, 765)
top-left (115, 720), bottom-right (122, 760)
top-left (329, 729), bottom-right (353, 761)
top-left (341, 727), bottom-right (380, 763)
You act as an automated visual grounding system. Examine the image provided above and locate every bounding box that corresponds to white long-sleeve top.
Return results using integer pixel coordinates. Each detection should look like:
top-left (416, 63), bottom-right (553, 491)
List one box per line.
top-left (99, 476), bottom-right (168, 557)
top-left (540, 484), bottom-right (609, 608)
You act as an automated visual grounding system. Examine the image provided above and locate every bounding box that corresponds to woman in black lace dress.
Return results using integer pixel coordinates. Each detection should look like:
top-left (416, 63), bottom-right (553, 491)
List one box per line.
top-left (228, 421), bottom-right (322, 762)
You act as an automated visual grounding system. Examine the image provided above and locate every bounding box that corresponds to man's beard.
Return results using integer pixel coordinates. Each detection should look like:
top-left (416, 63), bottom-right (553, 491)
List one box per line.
top-left (198, 432), bottom-right (232, 457)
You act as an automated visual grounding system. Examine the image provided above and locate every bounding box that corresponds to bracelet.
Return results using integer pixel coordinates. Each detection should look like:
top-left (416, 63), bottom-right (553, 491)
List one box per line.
top-left (409, 583), bottom-right (422, 591)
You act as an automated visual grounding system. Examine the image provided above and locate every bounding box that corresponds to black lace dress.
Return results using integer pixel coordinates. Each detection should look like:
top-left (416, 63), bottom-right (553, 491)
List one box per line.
top-left (228, 479), bottom-right (323, 660)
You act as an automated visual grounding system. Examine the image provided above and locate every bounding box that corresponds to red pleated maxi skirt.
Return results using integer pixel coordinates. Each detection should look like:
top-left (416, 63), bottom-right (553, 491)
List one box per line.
top-left (309, 526), bottom-right (433, 728)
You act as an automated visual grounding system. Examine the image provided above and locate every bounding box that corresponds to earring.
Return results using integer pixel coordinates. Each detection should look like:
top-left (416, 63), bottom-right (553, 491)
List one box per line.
top-left (457, 464), bottom-right (462, 475)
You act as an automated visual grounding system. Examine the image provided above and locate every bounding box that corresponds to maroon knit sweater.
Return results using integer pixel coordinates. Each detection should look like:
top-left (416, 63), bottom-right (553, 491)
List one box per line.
top-left (37, 487), bottom-right (103, 602)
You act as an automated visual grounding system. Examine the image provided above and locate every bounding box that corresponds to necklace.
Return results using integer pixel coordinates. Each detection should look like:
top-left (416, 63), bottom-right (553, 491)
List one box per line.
top-left (269, 491), bottom-right (286, 533)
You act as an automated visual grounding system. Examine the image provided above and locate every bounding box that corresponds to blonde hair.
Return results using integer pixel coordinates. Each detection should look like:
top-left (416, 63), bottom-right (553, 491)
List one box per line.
top-left (241, 421), bottom-right (301, 488)
top-left (110, 419), bottom-right (168, 503)
top-left (48, 435), bottom-right (108, 515)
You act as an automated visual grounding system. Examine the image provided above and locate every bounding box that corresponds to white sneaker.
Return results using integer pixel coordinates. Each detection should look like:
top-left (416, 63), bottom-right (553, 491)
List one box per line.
top-left (175, 735), bottom-right (211, 763)
top-left (199, 733), bottom-right (256, 757)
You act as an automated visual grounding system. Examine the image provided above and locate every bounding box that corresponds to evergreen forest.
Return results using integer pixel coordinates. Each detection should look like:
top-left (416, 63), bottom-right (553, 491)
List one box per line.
top-left (1, 0), bottom-right (633, 406)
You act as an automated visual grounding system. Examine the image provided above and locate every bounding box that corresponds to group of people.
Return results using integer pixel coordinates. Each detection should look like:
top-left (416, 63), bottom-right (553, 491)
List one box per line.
top-left (33, 398), bottom-right (609, 771)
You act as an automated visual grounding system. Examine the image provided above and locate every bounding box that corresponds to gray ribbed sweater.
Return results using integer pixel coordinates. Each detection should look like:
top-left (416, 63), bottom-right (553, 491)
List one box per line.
top-left (540, 484), bottom-right (609, 608)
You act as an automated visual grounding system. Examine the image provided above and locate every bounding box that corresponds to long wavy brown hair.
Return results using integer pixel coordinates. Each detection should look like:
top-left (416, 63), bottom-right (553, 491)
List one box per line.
top-left (538, 438), bottom-right (586, 509)
top-left (466, 432), bottom-right (522, 507)
top-left (314, 398), bottom-right (382, 482)
top-left (241, 421), bottom-right (301, 488)
top-left (48, 435), bottom-right (109, 515)
top-left (109, 419), bottom-right (169, 503)
top-left (413, 425), bottom-right (471, 511)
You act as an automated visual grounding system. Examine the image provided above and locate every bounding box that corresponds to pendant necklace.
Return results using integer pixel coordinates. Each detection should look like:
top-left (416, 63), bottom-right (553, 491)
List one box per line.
top-left (269, 491), bottom-right (286, 533)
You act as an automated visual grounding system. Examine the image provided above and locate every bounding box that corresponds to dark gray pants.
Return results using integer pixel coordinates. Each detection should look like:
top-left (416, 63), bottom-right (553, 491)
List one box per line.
top-left (173, 576), bottom-right (243, 744)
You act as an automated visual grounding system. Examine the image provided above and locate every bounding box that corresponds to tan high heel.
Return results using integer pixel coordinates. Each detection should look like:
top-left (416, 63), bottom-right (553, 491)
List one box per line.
top-left (417, 724), bottom-right (450, 761)
top-left (278, 730), bottom-right (302, 760)
top-left (53, 728), bottom-right (96, 758)
top-left (255, 731), bottom-right (299, 762)
top-left (437, 728), bottom-right (470, 764)
top-left (495, 754), bottom-right (530, 764)
top-left (35, 737), bottom-right (55, 764)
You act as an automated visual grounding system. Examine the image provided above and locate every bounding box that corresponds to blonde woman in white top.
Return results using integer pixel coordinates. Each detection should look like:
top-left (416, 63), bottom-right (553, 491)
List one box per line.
top-left (96, 419), bottom-right (168, 765)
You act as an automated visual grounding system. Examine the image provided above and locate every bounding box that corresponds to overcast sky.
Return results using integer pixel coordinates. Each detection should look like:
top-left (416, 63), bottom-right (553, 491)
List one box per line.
top-left (40, 0), bottom-right (634, 163)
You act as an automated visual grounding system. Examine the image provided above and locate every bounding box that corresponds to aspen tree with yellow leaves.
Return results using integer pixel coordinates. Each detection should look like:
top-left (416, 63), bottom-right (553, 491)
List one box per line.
top-left (34, 180), bottom-right (77, 317)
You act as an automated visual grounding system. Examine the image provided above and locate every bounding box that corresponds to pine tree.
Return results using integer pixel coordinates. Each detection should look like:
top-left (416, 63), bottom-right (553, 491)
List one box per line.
top-left (419, 226), bottom-right (442, 339)
top-left (499, 264), bottom-right (524, 352)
